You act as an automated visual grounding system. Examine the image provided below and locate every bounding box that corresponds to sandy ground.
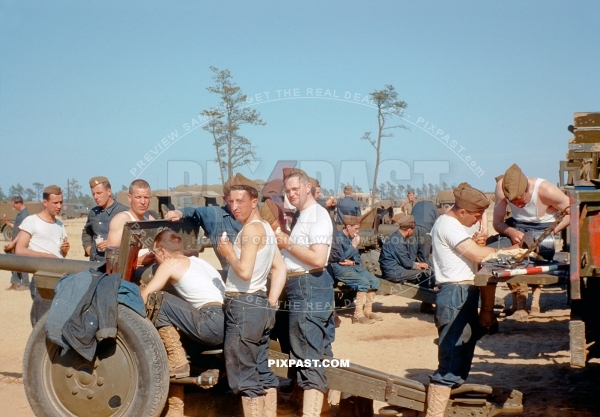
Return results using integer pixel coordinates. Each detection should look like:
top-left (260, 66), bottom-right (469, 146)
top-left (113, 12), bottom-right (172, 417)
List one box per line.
top-left (1, 219), bottom-right (600, 416)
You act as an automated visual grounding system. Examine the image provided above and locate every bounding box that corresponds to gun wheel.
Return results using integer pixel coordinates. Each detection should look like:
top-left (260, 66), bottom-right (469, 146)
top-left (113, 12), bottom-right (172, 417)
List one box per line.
top-left (24, 305), bottom-right (169, 417)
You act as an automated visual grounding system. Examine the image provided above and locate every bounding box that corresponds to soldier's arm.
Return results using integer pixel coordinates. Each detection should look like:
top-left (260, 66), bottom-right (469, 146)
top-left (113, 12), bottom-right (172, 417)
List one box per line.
top-left (456, 239), bottom-right (497, 264)
top-left (106, 213), bottom-right (126, 247)
top-left (140, 262), bottom-right (173, 304)
top-left (539, 181), bottom-right (571, 233)
top-left (268, 250), bottom-right (286, 306)
top-left (218, 223), bottom-right (260, 281)
top-left (82, 212), bottom-right (93, 256)
top-left (15, 231), bottom-right (57, 258)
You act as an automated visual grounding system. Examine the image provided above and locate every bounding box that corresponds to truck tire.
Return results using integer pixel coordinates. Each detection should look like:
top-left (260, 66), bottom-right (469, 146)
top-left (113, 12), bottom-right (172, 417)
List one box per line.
top-left (3, 226), bottom-right (12, 241)
top-left (23, 305), bottom-right (169, 417)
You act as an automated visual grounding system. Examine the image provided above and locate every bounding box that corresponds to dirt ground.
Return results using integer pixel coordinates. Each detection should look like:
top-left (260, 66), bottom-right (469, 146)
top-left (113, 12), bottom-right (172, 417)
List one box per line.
top-left (1, 219), bottom-right (600, 416)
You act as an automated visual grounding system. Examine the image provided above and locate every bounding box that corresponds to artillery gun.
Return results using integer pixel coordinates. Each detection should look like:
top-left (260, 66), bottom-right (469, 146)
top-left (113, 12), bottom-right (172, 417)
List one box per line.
top-left (0, 219), bottom-right (523, 416)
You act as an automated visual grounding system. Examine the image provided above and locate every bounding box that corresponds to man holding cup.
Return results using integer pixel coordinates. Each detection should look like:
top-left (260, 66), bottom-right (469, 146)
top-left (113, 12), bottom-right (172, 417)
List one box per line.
top-left (82, 176), bottom-right (128, 262)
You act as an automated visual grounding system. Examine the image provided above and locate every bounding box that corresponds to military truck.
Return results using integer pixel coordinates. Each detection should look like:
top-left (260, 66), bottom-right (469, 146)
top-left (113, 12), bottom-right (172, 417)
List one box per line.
top-left (0, 201), bottom-right (40, 240)
top-left (0, 217), bottom-right (523, 417)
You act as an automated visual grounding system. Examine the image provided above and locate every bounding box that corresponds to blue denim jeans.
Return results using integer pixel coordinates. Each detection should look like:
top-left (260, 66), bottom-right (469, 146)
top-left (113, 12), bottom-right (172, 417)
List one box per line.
top-left (10, 271), bottom-right (29, 285)
top-left (334, 267), bottom-right (379, 292)
top-left (155, 292), bottom-right (224, 346)
top-left (430, 283), bottom-right (480, 387)
top-left (224, 292), bottom-right (278, 398)
top-left (285, 270), bottom-right (335, 393)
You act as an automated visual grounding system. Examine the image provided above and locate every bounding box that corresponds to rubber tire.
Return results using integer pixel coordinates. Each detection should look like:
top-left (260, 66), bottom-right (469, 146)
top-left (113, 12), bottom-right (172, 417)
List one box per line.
top-left (3, 226), bottom-right (12, 241)
top-left (23, 305), bottom-right (170, 417)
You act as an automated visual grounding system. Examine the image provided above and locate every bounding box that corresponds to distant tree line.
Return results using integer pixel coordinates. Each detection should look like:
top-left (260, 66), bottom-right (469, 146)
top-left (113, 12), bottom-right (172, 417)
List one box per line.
top-left (0, 179), bottom-right (99, 208)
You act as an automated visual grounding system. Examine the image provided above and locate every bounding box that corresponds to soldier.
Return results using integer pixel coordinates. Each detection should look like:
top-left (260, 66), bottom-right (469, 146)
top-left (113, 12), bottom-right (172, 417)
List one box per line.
top-left (329, 214), bottom-right (382, 324)
top-left (275, 168), bottom-right (334, 417)
top-left (336, 185), bottom-right (361, 225)
top-left (106, 179), bottom-right (155, 248)
top-left (411, 199), bottom-right (440, 261)
top-left (164, 180), bottom-right (242, 270)
top-left (489, 164), bottom-right (570, 320)
top-left (3, 196), bottom-right (30, 290)
top-left (141, 229), bottom-right (225, 417)
top-left (15, 185), bottom-right (69, 326)
top-left (402, 190), bottom-right (417, 214)
top-left (425, 183), bottom-right (497, 417)
top-left (379, 213), bottom-right (434, 313)
top-left (216, 174), bottom-right (286, 417)
top-left (82, 176), bottom-right (128, 262)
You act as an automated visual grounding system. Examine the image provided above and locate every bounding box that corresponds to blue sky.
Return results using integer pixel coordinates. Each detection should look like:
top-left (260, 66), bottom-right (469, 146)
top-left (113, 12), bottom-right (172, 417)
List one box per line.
top-left (1, 1), bottom-right (598, 197)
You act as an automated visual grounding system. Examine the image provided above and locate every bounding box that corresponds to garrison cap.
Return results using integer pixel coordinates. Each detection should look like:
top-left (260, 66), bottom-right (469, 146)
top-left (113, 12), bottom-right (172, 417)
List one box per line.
top-left (262, 179), bottom-right (283, 199)
top-left (89, 176), bottom-right (109, 188)
top-left (453, 183), bottom-right (490, 211)
top-left (308, 176), bottom-right (320, 189)
top-left (502, 164), bottom-right (528, 201)
top-left (229, 173), bottom-right (258, 193)
top-left (43, 185), bottom-right (62, 196)
top-left (343, 215), bottom-right (361, 226)
top-left (259, 199), bottom-right (279, 225)
top-left (392, 213), bottom-right (414, 226)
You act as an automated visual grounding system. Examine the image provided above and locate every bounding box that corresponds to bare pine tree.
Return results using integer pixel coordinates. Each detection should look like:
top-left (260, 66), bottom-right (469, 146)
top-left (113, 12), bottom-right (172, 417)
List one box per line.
top-left (361, 85), bottom-right (408, 202)
top-left (202, 67), bottom-right (265, 185)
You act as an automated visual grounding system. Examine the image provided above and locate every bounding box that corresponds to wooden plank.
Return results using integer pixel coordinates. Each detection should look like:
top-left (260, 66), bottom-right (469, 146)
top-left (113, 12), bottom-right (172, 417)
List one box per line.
top-left (574, 112), bottom-right (600, 128)
top-left (572, 129), bottom-right (600, 144)
top-left (569, 320), bottom-right (586, 368)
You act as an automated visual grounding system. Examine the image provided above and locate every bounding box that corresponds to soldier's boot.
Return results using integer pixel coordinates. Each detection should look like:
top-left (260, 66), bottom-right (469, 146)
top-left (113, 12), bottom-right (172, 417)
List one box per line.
top-left (263, 388), bottom-right (278, 417)
top-left (320, 390), bottom-right (333, 417)
top-left (241, 395), bottom-right (264, 417)
top-left (302, 389), bottom-right (324, 417)
top-left (530, 285), bottom-right (541, 314)
top-left (352, 292), bottom-right (375, 324)
top-left (420, 301), bottom-right (435, 314)
top-left (364, 290), bottom-right (383, 321)
top-left (479, 284), bottom-right (499, 335)
top-left (424, 383), bottom-right (451, 417)
top-left (503, 291), bottom-right (518, 316)
top-left (157, 326), bottom-right (190, 378)
top-left (506, 288), bottom-right (529, 322)
top-left (164, 384), bottom-right (185, 417)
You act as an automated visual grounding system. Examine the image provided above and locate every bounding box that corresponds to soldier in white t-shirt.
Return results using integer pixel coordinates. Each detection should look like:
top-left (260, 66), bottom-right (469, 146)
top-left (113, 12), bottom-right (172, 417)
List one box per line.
top-left (16, 185), bottom-right (69, 326)
top-left (425, 184), bottom-right (497, 417)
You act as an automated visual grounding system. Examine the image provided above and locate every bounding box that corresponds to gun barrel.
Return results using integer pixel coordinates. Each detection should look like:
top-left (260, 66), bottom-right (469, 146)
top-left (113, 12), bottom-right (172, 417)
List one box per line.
top-left (0, 254), bottom-right (99, 275)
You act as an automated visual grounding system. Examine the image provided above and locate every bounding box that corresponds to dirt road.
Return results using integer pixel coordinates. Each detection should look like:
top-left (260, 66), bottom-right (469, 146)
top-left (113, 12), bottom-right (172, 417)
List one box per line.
top-left (1, 219), bottom-right (599, 416)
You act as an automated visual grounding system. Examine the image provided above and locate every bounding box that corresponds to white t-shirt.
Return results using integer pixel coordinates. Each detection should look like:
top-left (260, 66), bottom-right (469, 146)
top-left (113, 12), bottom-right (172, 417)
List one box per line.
top-left (431, 214), bottom-right (476, 284)
top-left (19, 214), bottom-right (67, 258)
top-left (283, 202), bottom-right (332, 272)
top-left (174, 257), bottom-right (225, 308)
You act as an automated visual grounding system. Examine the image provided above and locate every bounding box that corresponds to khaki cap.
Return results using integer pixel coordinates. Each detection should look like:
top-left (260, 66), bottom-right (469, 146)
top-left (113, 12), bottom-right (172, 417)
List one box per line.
top-left (392, 213), bottom-right (414, 226)
top-left (453, 183), bottom-right (490, 211)
top-left (343, 215), bottom-right (361, 226)
top-left (229, 173), bottom-right (258, 193)
top-left (502, 164), bottom-right (528, 201)
top-left (89, 176), bottom-right (109, 188)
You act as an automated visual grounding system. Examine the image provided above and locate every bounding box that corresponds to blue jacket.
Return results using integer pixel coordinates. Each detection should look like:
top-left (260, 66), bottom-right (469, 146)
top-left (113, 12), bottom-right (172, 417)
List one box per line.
top-left (180, 205), bottom-right (242, 268)
top-left (379, 231), bottom-right (419, 279)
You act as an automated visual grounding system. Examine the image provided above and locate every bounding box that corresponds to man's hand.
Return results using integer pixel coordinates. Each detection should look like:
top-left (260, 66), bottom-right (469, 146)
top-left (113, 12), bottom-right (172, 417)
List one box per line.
top-left (216, 232), bottom-right (234, 258)
top-left (275, 228), bottom-right (290, 250)
top-left (139, 252), bottom-right (156, 266)
top-left (416, 262), bottom-right (429, 270)
top-left (164, 210), bottom-right (182, 221)
top-left (351, 234), bottom-right (360, 247)
top-left (339, 259), bottom-right (354, 266)
top-left (60, 241), bottom-right (70, 257)
top-left (5, 241), bottom-right (15, 253)
top-left (84, 245), bottom-right (91, 256)
top-left (506, 228), bottom-right (524, 245)
top-left (96, 240), bottom-right (109, 251)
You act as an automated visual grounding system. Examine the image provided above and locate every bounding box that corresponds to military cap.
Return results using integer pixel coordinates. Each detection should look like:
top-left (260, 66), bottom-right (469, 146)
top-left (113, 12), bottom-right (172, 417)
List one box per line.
top-left (228, 173), bottom-right (258, 192)
top-left (89, 176), bottom-right (109, 188)
top-left (262, 179), bottom-right (283, 199)
top-left (392, 213), bottom-right (414, 226)
top-left (494, 174), bottom-right (504, 183)
top-left (502, 164), bottom-right (528, 201)
top-left (453, 183), bottom-right (490, 211)
top-left (343, 215), bottom-right (361, 226)
top-left (308, 176), bottom-right (319, 189)
top-left (259, 199), bottom-right (279, 225)
top-left (43, 185), bottom-right (62, 196)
